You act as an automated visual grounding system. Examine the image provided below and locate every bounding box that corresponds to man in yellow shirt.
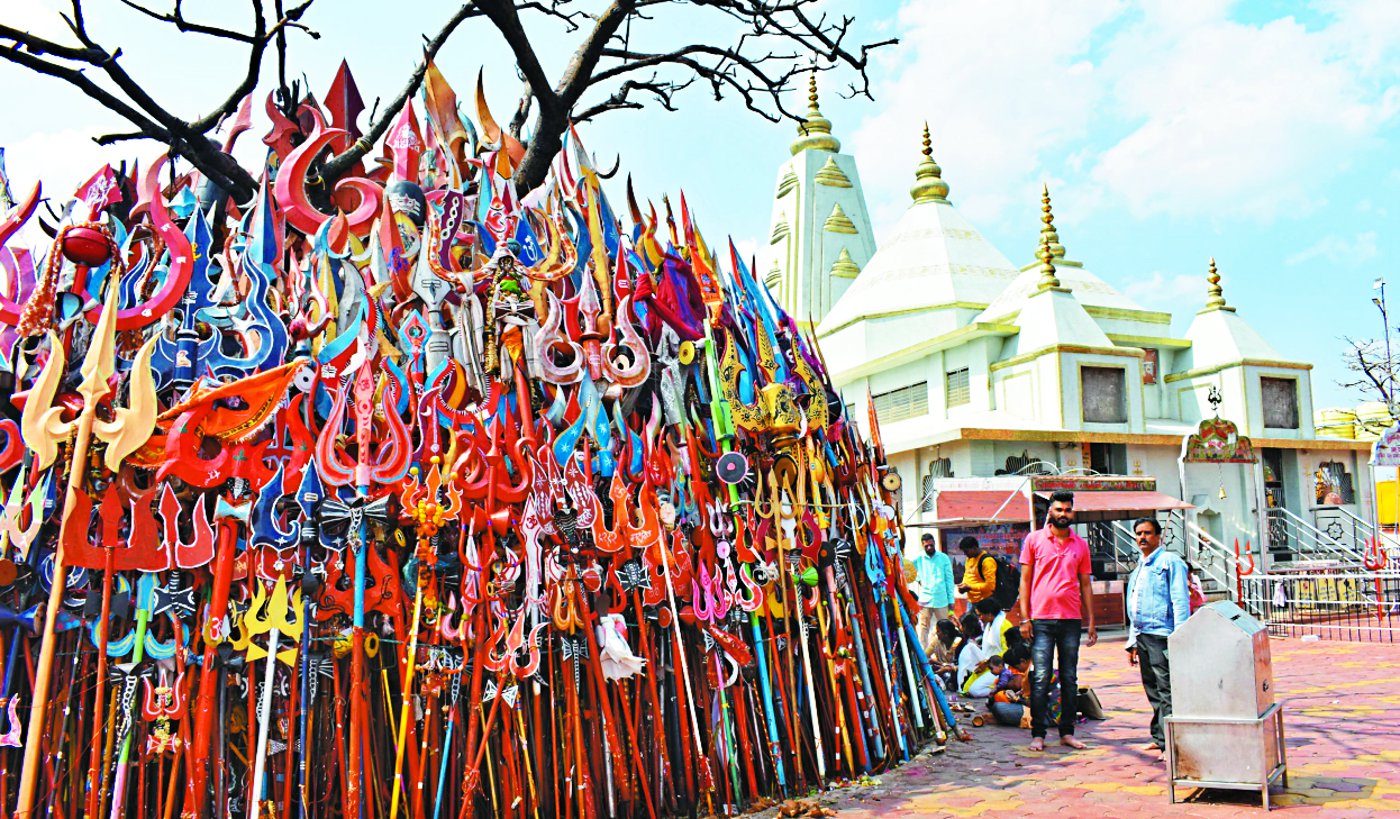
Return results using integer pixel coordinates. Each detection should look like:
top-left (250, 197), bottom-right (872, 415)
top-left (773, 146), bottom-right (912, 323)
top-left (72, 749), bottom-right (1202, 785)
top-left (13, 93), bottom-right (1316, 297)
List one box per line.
top-left (957, 536), bottom-right (997, 605)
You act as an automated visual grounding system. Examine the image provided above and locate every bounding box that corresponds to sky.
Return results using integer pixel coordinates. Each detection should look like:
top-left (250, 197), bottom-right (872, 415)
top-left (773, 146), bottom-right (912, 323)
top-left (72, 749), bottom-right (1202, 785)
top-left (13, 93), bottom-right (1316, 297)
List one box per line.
top-left (2, 0), bottom-right (1398, 410)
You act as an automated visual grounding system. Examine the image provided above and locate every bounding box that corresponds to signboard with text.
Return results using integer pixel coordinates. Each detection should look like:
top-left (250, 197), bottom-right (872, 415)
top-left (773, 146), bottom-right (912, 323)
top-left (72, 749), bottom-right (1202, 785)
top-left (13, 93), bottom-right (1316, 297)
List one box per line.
top-left (1372, 423), bottom-right (1400, 467)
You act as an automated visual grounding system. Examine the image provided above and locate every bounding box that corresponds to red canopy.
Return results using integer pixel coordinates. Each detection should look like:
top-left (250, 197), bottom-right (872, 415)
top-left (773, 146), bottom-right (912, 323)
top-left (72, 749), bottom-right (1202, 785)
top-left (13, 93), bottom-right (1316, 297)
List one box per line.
top-left (1034, 490), bottom-right (1193, 522)
top-left (932, 490), bottom-right (1032, 526)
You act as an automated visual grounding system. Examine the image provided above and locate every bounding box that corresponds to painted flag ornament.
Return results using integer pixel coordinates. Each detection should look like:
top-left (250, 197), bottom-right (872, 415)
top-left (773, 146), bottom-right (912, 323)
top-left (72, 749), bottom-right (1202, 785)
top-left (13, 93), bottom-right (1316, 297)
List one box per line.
top-left (0, 64), bottom-right (961, 819)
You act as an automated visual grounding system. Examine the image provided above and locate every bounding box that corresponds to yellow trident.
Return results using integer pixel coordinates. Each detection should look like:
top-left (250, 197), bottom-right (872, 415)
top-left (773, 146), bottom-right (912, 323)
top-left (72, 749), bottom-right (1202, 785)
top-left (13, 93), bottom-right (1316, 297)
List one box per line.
top-left (20, 276), bottom-right (159, 472)
top-left (244, 575), bottom-right (304, 810)
top-left (15, 270), bottom-right (160, 817)
top-left (244, 575), bottom-right (305, 666)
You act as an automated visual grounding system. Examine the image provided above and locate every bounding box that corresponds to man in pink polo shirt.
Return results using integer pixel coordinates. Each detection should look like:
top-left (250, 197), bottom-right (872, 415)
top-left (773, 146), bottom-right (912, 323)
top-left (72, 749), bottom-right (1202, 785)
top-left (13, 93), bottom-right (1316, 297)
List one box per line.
top-left (1017, 490), bottom-right (1097, 751)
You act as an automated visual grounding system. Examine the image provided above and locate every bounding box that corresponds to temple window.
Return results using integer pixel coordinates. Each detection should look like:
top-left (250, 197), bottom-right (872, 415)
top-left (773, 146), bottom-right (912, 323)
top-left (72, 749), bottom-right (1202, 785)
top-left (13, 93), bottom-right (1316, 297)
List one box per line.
top-left (1081, 366), bottom-right (1127, 423)
top-left (1261, 377), bottom-right (1299, 429)
top-left (872, 382), bottom-right (928, 423)
top-left (946, 367), bottom-right (971, 407)
top-left (1088, 442), bottom-right (1128, 475)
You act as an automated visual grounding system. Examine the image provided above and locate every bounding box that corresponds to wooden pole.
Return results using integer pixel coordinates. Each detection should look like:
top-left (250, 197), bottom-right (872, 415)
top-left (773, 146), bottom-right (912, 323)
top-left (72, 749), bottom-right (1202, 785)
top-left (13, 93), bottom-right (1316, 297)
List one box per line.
top-left (16, 270), bottom-right (124, 818)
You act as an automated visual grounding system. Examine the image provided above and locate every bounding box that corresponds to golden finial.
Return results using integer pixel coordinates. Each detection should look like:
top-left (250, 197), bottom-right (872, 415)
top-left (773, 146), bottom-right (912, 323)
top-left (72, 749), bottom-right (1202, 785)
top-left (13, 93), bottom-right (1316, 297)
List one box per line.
top-left (910, 122), bottom-right (950, 204)
top-left (1036, 227), bottom-right (1062, 292)
top-left (1203, 257), bottom-right (1235, 312)
top-left (1037, 184), bottom-right (1065, 260)
top-left (790, 70), bottom-right (840, 155)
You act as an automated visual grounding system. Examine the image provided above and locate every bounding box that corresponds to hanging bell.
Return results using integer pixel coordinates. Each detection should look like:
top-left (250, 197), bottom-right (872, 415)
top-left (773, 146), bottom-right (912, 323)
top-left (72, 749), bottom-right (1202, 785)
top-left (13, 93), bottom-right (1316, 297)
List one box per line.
top-left (1218, 484), bottom-right (1228, 500)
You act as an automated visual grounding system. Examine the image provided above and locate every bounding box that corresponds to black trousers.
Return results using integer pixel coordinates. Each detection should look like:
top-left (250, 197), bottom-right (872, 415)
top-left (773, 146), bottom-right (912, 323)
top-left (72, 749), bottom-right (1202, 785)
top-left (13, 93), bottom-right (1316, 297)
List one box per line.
top-left (1136, 633), bottom-right (1172, 745)
top-left (1030, 619), bottom-right (1080, 739)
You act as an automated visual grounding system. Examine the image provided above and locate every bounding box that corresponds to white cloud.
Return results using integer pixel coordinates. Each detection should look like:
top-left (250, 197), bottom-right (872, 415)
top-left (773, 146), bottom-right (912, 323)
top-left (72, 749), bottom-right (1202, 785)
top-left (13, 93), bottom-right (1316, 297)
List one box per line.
top-left (1091, 6), bottom-right (1400, 221)
top-left (849, 1), bottom-right (1126, 235)
top-left (850, 0), bottom-right (1400, 234)
top-left (3, 128), bottom-right (162, 202)
top-left (1125, 270), bottom-right (1202, 308)
top-left (1284, 231), bottom-right (1378, 267)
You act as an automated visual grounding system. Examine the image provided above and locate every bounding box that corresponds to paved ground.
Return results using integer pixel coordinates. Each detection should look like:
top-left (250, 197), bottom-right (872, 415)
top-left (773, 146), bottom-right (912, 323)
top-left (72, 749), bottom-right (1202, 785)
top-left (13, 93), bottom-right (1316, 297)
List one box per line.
top-left (793, 634), bottom-right (1400, 817)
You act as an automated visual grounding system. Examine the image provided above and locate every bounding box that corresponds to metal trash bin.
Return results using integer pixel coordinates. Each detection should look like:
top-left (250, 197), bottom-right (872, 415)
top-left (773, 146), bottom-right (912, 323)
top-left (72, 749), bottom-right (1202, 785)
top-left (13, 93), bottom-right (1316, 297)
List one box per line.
top-left (1165, 601), bottom-right (1288, 809)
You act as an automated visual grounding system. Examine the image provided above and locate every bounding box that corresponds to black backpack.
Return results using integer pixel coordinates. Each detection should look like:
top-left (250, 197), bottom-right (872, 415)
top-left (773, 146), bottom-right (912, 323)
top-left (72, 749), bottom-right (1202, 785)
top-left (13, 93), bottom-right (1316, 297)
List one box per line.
top-left (978, 553), bottom-right (1020, 611)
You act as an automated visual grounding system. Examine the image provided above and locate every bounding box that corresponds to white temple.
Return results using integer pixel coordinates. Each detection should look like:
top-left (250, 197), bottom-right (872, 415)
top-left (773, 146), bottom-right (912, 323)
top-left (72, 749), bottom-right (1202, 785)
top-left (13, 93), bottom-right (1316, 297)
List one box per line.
top-left (760, 81), bottom-right (1375, 583)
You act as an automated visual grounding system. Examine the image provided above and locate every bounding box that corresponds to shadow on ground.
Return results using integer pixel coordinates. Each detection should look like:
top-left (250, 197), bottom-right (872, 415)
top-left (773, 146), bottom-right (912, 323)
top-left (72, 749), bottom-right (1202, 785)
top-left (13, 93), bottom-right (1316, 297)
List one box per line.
top-left (759, 636), bottom-right (1400, 817)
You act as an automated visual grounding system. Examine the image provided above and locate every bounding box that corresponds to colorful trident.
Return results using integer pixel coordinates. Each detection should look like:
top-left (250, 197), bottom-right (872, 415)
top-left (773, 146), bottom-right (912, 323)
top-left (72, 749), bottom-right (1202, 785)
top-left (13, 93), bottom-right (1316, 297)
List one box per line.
top-left (15, 267), bottom-right (157, 819)
top-left (245, 575), bottom-right (305, 814)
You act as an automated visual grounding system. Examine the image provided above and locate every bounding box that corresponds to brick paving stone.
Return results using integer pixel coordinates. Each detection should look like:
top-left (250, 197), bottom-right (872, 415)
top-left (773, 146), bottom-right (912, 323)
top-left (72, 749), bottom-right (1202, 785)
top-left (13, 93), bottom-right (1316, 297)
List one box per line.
top-left (756, 635), bottom-right (1400, 817)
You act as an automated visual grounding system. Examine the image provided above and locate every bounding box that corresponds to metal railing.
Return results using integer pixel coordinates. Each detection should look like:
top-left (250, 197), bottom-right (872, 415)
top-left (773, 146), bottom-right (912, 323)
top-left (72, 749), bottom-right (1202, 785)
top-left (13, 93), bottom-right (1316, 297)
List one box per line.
top-left (1313, 505), bottom-right (1400, 561)
top-left (1102, 521), bottom-right (1140, 577)
top-left (1240, 571), bottom-right (1400, 643)
top-left (1104, 516), bottom-right (1233, 600)
top-left (1266, 507), bottom-right (1367, 565)
top-left (1181, 519), bottom-right (1237, 600)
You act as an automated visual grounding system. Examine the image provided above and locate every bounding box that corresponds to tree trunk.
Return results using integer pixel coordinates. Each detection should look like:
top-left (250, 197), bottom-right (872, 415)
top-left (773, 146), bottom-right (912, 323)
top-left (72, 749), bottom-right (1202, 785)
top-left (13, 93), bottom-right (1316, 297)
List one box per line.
top-left (514, 111), bottom-right (566, 196)
top-left (175, 136), bottom-right (259, 204)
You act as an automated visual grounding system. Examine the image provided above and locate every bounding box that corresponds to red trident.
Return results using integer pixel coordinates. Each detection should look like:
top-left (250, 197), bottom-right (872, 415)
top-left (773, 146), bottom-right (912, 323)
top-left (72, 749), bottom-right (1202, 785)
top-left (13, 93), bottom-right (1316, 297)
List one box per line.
top-left (1365, 537), bottom-right (1389, 621)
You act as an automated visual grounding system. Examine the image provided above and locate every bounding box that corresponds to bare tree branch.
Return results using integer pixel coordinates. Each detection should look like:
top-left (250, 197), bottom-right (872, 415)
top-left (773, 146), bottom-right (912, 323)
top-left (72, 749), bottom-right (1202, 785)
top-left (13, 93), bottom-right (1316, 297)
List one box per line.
top-left (515, 1), bottom-right (587, 32)
top-left (510, 0), bottom-right (638, 188)
top-left (0, 0), bottom-right (326, 200)
top-left (574, 74), bottom-right (695, 122)
top-left (589, 42), bottom-right (807, 122)
top-left (477, 0), bottom-right (564, 117)
top-left (114, 0), bottom-right (261, 42)
top-left (509, 76), bottom-right (535, 137)
top-left (1, 0), bottom-right (893, 204)
top-left (1340, 335), bottom-right (1396, 408)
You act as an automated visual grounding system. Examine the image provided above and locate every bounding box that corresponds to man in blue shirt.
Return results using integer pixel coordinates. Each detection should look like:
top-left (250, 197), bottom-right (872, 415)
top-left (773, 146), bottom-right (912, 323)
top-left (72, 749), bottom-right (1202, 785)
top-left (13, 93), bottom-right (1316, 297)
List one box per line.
top-left (1125, 516), bottom-right (1192, 751)
top-left (914, 532), bottom-right (956, 651)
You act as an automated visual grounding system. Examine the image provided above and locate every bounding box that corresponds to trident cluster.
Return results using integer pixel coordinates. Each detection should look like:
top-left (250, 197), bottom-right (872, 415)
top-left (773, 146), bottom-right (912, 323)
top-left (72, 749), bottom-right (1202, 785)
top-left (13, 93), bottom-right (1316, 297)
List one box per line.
top-left (0, 65), bottom-right (957, 819)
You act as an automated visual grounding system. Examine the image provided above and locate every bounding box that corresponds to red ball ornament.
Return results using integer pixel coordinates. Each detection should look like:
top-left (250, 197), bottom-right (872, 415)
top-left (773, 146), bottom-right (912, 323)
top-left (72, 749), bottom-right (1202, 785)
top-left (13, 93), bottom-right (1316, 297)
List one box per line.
top-left (61, 226), bottom-right (111, 267)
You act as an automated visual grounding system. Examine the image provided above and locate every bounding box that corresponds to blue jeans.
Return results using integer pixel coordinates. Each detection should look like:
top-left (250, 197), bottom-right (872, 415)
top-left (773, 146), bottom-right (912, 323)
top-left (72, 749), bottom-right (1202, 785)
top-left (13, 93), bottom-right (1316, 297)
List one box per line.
top-left (989, 700), bottom-right (1025, 727)
top-left (1030, 619), bottom-right (1081, 739)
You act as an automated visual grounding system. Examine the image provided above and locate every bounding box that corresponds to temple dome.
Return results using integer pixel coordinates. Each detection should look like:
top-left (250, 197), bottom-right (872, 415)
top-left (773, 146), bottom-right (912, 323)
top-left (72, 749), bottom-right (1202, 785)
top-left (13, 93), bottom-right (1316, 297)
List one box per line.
top-left (816, 130), bottom-right (1018, 337)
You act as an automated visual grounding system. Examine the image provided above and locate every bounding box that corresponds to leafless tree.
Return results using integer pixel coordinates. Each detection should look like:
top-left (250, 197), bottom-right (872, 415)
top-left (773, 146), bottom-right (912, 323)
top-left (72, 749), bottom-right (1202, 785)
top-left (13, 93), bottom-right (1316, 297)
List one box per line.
top-left (1339, 334), bottom-right (1396, 412)
top-left (0, 0), bottom-right (895, 202)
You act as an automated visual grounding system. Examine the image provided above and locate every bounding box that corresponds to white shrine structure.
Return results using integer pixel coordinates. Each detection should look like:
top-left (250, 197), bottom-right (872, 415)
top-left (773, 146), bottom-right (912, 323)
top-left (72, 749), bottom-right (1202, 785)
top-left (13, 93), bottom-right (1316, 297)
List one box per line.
top-left (758, 80), bottom-right (1376, 595)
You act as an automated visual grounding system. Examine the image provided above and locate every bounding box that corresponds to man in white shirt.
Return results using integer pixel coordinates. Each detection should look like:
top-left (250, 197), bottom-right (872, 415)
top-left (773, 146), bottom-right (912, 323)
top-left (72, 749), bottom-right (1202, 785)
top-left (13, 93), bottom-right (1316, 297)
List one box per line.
top-left (913, 532), bottom-right (956, 651)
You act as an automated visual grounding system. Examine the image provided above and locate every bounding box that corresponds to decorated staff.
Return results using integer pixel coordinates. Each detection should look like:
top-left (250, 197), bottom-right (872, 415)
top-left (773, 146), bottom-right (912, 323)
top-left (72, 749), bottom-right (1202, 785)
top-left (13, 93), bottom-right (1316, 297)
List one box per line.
top-left (0, 62), bottom-right (960, 819)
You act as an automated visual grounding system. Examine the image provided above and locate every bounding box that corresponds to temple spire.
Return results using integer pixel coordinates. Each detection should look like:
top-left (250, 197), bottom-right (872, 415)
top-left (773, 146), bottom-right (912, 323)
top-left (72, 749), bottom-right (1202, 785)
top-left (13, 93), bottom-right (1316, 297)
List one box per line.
top-left (909, 122), bottom-right (950, 204)
top-left (1035, 185), bottom-right (1064, 293)
top-left (1037, 184), bottom-right (1065, 259)
top-left (1203, 257), bottom-right (1235, 312)
top-left (790, 71), bottom-right (841, 155)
